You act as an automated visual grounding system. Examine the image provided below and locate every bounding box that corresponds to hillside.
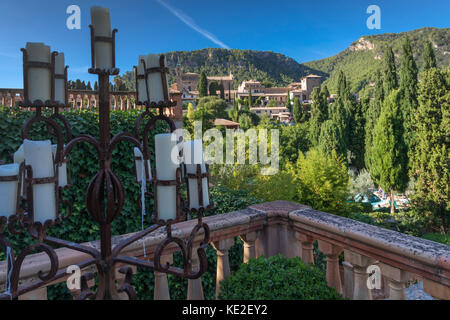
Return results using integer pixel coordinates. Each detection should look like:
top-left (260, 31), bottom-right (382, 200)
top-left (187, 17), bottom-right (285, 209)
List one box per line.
top-left (115, 49), bottom-right (325, 91)
top-left (304, 27), bottom-right (450, 94)
top-left (113, 27), bottom-right (449, 94)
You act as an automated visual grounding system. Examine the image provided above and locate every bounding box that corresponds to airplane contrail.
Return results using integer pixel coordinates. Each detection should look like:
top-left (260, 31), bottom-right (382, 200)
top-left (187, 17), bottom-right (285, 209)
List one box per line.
top-left (155, 0), bottom-right (230, 49)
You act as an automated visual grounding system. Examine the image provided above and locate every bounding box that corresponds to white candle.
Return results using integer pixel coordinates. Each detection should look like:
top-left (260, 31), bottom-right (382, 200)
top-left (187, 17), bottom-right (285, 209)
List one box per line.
top-left (0, 164), bottom-right (19, 218)
top-left (91, 6), bottom-right (112, 70)
top-left (145, 54), bottom-right (168, 103)
top-left (155, 134), bottom-right (178, 221)
top-left (134, 147), bottom-right (151, 182)
top-left (25, 43), bottom-right (51, 103)
top-left (52, 144), bottom-right (68, 188)
top-left (24, 140), bottom-right (56, 223)
top-left (137, 55), bottom-right (148, 103)
top-left (184, 140), bottom-right (209, 209)
top-left (13, 144), bottom-right (25, 198)
top-left (54, 52), bottom-right (65, 104)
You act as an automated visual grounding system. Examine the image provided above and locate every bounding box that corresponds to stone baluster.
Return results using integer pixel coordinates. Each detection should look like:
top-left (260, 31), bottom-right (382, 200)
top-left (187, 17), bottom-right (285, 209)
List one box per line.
top-left (342, 261), bottom-right (354, 299)
top-left (379, 263), bottom-right (409, 300)
top-left (212, 238), bottom-right (234, 299)
top-left (318, 240), bottom-right (343, 294)
top-left (239, 231), bottom-right (259, 263)
top-left (154, 254), bottom-right (173, 300)
top-left (423, 279), bottom-right (450, 300)
top-left (187, 247), bottom-right (205, 300)
top-left (344, 250), bottom-right (374, 300)
top-left (295, 233), bottom-right (314, 264)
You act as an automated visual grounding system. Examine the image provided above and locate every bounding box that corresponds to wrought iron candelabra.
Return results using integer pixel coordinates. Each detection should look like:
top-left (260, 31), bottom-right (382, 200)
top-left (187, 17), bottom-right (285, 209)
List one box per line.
top-left (0, 17), bottom-right (211, 300)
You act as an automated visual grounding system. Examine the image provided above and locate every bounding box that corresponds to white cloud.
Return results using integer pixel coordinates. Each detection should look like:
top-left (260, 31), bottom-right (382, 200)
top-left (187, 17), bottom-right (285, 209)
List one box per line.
top-left (155, 0), bottom-right (230, 49)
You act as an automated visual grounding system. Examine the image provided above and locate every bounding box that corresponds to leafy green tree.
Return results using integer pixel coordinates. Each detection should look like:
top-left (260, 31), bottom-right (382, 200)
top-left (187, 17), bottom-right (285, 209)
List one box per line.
top-left (399, 37), bottom-right (419, 156)
top-left (196, 96), bottom-right (228, 119)
top-left (280, 123), bottom-right (311, 164)
top-left (309, 87), bottom-right (328, 146)
top-left (318, 120), bottom-right (346, 159)
top-left (371, 90), bottom-right (409, 214)
top-left (239, 114), bottom-right (252, 130)
top-left (383, 47), bottom-right (398, 95)
top-left (410, 68), bottom-right (449, 232)
top-left (198, 70), bottom-right (208, 97)
top-left (292, 97), bottom-right (302, 123)
top-left (252, 148), bottom-right (350, 216)
top-left (422, 40), bottom-right (437, 71)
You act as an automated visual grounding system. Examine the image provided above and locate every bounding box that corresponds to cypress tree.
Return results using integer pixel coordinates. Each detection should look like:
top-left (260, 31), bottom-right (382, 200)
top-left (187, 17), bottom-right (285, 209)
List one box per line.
top-left (321, 85), bottom-right (330, 99)
top-left (365, 71), bottom-right (384, 172)
top-left (399, 36), bottom-right (419, 158)
top-left (383, 47), bottom-right (398, 95)
top-left (371, 90), bottom-right (409, 214)
top-left (94, 81), bottom-right (98, 91)
top-left (286, 91), bottom-right (291, 113)
top-left (292, 97), bottom-right (302, 123)
top-left (219, 83), bottom-right (225, 100)
top-left (318, 120), bottom-right (346, 160)
top-left (348, 100), bottom-right (366, 170)
top-left (198, 71), bottom-right (208, 97)
top-left (422, 40), bottom-right (437, 71)
top-left (309, 87), bottom-right (328, 146)
top-left (410, 68), bottom-right (449, 232)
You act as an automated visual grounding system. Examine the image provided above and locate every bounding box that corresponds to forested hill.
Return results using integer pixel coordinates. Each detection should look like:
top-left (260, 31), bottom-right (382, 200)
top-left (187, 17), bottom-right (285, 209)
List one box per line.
top-left (115, 49), bottom-right (326, 91)
top-left (304, 27), bottom-right (450, 94)
top-left (163, 49), bottom-right (326, 88)
top-left (113, 27), bottom-right (449, 94)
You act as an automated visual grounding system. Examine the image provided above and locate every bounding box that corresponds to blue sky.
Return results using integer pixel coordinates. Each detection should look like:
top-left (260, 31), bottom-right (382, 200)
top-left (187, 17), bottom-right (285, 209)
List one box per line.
top-left (1, 0), bottom-right (449, 88)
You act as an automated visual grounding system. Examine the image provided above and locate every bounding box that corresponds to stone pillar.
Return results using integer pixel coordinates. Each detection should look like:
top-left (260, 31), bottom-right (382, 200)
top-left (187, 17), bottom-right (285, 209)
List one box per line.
top-left (239, 231), bottom-right (259, 263)
top-left (295, 233), bottom-right (314, 265)
top-left (342, 261), bottom-right (354, 299)
top-left (18, 287), bottom-right (47, 300)
top-left (11, 95), bottom-right (15, 107)
top-left (154, 254), bottom-right (173, 300)
top-left (318, 240), bottom-right (343, 294)
top-left (379, 263), bottom-right (410, 300)
top-left (212, 238), bottom-right (234, 299)
top-left (344, 250), bottom-right (374, 300)
top-left (126, 96), bottom-right (130, 110)
top-left (423, 279), bottom-right (450, 300)
top-left (187, 247), bottom-right (204, 300)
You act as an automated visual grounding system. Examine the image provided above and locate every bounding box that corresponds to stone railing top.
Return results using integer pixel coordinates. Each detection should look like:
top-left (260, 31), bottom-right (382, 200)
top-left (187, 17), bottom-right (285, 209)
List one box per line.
top-left (0, 200), bottom-right (449, 289)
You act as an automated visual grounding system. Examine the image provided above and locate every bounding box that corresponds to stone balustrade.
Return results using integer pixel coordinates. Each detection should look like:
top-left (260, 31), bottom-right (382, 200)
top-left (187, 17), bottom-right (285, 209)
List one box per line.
top-left (0, 201), bottom-right (449, 300)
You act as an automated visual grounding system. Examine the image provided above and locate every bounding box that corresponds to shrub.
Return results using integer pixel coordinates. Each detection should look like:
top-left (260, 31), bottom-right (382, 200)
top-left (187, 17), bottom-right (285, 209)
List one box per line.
top-left (422, 233), bottom-right (450, 245)
top-left (218, 255), bottom-right (343, 300)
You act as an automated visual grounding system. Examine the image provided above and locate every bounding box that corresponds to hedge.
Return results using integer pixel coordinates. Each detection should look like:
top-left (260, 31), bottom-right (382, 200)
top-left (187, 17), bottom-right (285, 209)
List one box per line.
top-left (0, 107), bottom-right (261, 300)
top-left (218, 255), bottom-right (343, 300)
